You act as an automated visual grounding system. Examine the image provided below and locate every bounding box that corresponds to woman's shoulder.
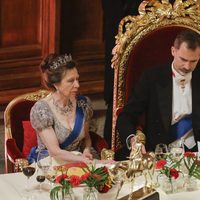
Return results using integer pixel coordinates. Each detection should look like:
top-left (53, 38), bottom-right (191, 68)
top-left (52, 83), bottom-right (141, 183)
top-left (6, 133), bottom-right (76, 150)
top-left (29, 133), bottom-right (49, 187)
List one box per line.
top-left (77, 95), bottom-right (93, 119)
top-left (30, 99), bottom-right (54, 131)
top-left (32, 99), bottom-right (50, 110)
top-left (77, 95), bottom-right (92, 107)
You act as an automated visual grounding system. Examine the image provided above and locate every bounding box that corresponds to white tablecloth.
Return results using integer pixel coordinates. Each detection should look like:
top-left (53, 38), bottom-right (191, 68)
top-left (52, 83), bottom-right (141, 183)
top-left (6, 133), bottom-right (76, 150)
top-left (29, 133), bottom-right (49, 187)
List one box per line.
top-left (0, 172), bottom-right (200, 200)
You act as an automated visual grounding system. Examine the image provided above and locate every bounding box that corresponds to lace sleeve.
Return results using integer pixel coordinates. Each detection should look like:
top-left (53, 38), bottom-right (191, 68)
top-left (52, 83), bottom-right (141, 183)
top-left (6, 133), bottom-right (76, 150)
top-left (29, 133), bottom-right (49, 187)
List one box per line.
top-left (30, 100), bottom-right (54, 132)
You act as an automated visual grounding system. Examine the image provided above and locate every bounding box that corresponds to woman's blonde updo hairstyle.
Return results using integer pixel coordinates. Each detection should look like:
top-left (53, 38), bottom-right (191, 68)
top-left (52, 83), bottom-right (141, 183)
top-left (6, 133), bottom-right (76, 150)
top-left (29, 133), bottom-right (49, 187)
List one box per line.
top-left (40, 53), bottom-right (77, 90)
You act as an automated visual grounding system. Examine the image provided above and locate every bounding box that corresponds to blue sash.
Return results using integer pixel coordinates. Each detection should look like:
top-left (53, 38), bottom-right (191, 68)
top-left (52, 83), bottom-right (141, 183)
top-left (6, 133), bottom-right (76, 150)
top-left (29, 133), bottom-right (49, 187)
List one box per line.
top-left (28, 95), bottom-right (86, 162)
top-left (60, 95), bottom-right (86, 149)
top-left (171, 114), bottom-right (192, 140)
top-left (28, 146), bottom-right (38, 163)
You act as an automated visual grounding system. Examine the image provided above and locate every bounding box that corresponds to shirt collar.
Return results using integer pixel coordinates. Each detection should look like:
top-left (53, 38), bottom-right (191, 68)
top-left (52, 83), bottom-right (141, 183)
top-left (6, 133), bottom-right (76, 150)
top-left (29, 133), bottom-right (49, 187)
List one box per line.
top-left (171, 63), bottom-right (192, 86)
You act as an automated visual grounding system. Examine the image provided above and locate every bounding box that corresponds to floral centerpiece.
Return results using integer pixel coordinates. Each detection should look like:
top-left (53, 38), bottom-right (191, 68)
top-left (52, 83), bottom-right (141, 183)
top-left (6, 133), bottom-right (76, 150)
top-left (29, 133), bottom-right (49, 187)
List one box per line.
top-left (155, 153), bottom-right (183, 193)
top-left (155, 152), bottom-right (200, 193)
top-left (183, 152), bottom-right (200, 179)
top-left (182, 152), bottom-right (200, 191)
top-left (50, 164), bottom-right (112, 200)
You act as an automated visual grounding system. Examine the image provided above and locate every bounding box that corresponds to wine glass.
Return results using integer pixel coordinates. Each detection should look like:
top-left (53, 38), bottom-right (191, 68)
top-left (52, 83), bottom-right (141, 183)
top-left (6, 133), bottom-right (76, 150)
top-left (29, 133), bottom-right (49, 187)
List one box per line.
top-left (168, 142), bottom-right (184, 159)
top-left (22, 158), bottom-right (36, 192)
top-left (37, 149), bottom-right (52, 174)
top-left (46, 168), bottom-right (58, 190)
top-left (36, 168), bottom-right (45, 192)
top-left (155, 143), bottom-right (169, 160)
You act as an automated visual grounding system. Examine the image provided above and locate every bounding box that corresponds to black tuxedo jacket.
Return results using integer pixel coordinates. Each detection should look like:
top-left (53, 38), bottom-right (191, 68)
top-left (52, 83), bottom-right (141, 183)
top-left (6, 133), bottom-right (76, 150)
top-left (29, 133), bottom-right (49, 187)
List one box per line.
top-left (117, 63), bottom-right (200, 151)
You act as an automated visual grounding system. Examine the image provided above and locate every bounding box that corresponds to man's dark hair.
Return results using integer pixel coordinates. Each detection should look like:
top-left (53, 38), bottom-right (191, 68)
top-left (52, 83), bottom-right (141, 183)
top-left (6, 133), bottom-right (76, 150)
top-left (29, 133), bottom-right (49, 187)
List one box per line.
top-left (174, 30), bottom-right (200, 50)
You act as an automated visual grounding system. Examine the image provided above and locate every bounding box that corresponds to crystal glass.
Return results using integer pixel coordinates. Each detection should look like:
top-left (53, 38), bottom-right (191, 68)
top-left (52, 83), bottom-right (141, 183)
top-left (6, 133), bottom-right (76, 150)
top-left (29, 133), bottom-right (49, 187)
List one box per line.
top-left (37, 149), bottom-right (52, 174)
top-left (36, 168), bottom-right (45, 192)
top-left (60, 187), bottom-right (75, 200)
top-left (184, 175), bottom-right (198, 191)
top-left (158, 175), bottom-right (174, 194)
top-left (22, 158), bottom-right (36, 191)
top-left (83, 187), bottom-right (99, 200)
top-left (155, 143), bottom-right (168, 160)
top-left (168, 142), bottom-right (184, 159)
top-left (46, 168), bottom-right (58, 190)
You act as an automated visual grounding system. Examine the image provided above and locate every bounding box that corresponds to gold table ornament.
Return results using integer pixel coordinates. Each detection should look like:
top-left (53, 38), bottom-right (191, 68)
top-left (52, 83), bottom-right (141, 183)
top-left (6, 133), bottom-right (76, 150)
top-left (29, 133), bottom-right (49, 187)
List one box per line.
top-left (109, 133), bottom-right (159, 200)
top-left (118, 187), bottom-right (159, 200)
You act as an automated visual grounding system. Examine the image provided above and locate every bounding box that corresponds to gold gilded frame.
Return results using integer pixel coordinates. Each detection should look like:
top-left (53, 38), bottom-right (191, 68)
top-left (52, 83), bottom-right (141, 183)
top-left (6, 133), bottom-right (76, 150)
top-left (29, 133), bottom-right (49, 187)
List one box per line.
top-left (4, 89), bottom-right (50, 171)
top-left (111, 0), bottom-right (200, 151)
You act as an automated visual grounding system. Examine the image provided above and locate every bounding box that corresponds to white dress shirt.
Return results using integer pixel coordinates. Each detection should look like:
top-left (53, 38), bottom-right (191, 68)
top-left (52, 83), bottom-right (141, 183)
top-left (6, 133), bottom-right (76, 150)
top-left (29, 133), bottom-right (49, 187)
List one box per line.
top-left (171, 64), bottom-right (192, 124)
top-left (171, 64), bottom-right (195, 149)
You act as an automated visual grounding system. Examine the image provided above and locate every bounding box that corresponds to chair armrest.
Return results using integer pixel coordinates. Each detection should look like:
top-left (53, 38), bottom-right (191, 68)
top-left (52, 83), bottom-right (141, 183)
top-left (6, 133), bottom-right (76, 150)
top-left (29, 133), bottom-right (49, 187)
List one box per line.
top-left (89, 131), bottom-right (109, 154)
top-left (6, 138), bottom-right (26, 163)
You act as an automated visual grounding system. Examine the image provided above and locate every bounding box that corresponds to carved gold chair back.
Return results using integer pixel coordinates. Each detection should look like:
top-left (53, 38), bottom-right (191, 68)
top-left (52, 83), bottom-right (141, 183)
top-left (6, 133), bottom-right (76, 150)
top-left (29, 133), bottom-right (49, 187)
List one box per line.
top-left (111, 0), bottom-right (200, 151)
top-left (4, 89), bottom-right (50, 173)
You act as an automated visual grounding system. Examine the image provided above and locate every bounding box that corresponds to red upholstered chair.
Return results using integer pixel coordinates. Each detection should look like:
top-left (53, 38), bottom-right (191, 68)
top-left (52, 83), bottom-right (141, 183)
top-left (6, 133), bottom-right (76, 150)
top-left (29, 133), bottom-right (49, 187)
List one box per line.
top-left (111, 0), bottom-right (200, 151)
top-left (4, 89), bottom-right (108, 173)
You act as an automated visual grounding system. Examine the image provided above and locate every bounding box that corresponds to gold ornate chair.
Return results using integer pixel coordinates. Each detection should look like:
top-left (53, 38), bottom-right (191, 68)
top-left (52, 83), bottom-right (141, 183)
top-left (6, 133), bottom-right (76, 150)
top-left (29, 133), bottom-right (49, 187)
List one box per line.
top-left (4, 89), bottom-right (108, 173)
top-left (4, 90), bottom-right (50, 173)
top-left (111, 0), bottom-right (200, 152)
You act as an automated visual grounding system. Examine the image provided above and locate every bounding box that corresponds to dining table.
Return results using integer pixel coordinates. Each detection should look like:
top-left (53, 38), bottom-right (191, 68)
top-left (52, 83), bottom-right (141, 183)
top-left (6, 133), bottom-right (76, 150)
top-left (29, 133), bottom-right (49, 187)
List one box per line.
top-left (0, 170), bottom-right (200, 200)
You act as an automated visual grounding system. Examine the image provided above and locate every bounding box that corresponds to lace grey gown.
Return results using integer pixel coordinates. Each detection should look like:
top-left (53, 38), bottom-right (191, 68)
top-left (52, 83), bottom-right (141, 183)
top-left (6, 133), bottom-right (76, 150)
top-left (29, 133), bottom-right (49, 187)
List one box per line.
top-left (30, 96), bottom-right (93, 153)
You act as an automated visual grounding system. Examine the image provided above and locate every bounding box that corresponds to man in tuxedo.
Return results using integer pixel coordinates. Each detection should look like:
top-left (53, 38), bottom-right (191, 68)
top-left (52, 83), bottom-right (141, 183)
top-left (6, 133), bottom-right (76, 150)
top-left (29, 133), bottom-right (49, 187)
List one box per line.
top-left (116, 30), bottom-right (200, 160)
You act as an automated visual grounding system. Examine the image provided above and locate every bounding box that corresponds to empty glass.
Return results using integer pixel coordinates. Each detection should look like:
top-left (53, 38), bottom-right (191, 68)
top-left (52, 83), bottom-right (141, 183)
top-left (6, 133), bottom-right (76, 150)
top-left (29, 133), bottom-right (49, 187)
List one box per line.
top-left (46, 167), bottom-right (58, 190)
top-left (155, 143), bottom-right (169, 160)
top-left (168, 142), bottom-right (184, 159)
top-left (37, 149), bottom-right (52, 174)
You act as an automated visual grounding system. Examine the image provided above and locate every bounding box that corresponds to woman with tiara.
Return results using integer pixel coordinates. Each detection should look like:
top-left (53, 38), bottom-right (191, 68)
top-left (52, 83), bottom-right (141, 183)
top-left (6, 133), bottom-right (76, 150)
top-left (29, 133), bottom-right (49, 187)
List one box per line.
top-left (30, 54), bottom-right (110, 164)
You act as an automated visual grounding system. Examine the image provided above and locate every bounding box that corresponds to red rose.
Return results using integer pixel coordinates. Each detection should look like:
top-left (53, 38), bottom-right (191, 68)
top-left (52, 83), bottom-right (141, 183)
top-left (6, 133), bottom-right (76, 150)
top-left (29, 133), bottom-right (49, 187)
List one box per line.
top-left (184, 152), bottom-right (195, 157)
top-left (155, 160), bottom-right (167, 169)
top-left (170, 168), bottom-right (179, 179)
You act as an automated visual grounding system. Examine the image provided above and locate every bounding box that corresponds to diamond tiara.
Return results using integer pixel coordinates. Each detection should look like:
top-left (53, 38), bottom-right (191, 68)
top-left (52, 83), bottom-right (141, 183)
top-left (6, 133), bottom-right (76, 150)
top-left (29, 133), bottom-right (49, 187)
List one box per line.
top-left (49, 54), bottom-right (72, 70)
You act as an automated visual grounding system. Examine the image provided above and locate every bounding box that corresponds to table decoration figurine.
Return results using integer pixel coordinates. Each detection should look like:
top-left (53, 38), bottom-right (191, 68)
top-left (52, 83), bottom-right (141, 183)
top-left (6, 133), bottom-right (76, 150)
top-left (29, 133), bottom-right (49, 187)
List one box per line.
top-left (110, 131), bottom-right (159, 200)
top-left (101, 148), bottom-right (115, 160)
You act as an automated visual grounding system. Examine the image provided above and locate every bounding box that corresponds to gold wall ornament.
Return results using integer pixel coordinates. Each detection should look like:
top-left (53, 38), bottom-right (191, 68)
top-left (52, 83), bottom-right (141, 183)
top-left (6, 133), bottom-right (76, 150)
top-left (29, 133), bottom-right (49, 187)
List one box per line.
top-left (111, 0), bottom-right (200, 151)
